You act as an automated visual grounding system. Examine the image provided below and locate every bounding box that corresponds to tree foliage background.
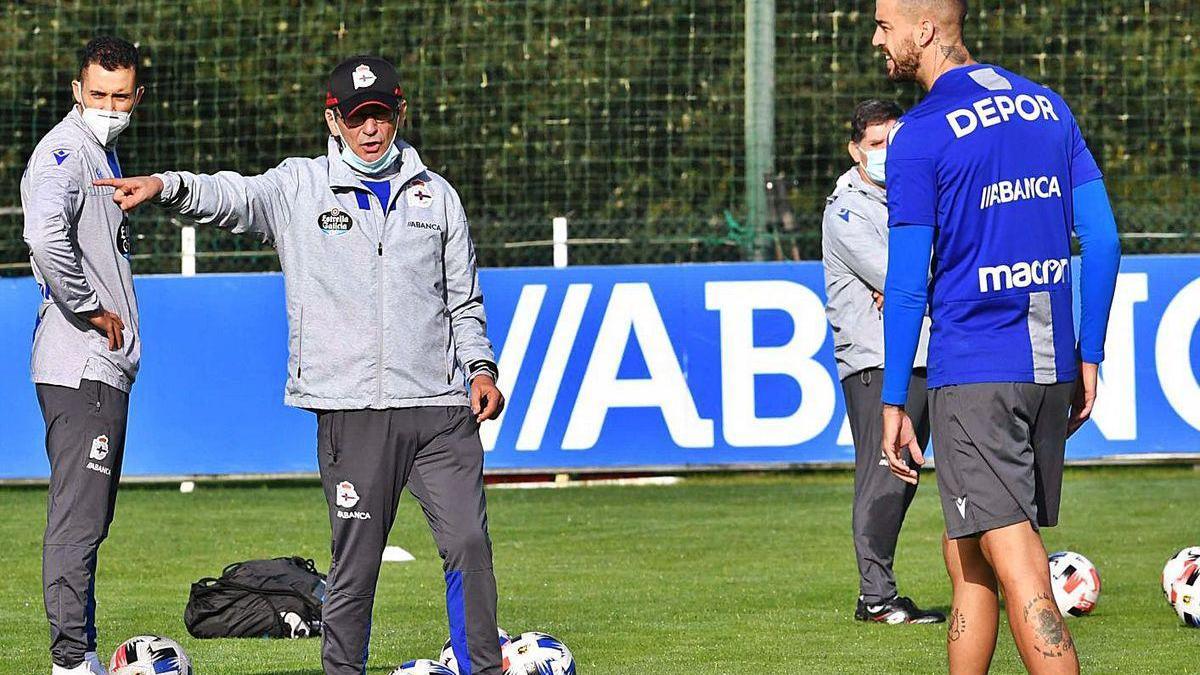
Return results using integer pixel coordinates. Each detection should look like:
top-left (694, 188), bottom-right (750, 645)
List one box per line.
top-left (0, 1), bottom-right (1195, 274)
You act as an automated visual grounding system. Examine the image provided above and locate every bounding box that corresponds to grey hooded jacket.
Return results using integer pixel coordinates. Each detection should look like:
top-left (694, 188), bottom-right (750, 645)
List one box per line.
top-left (153, 138), bottom-right (495, 410)
top-left (21, 108), bottom-right (139, 392)
top-left (821, 167), bottom-right (929, 381)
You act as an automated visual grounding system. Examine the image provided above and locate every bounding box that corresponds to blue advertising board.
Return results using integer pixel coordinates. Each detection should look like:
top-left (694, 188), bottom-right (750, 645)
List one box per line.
top-left (1, 256), bottom-right (1198, 478)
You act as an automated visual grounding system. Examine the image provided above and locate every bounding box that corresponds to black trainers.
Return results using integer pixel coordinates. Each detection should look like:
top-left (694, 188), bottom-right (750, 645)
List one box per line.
top-left (855, 595), bottom-right (946, 624)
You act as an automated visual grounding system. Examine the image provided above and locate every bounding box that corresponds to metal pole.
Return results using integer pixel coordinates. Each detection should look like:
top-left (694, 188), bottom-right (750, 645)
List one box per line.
top-left (744, 0), bottom-right (775, 261)
top-left (180, 224), bottom-right (196, 276)
top-left (552, 216), bottom-right (569, 268)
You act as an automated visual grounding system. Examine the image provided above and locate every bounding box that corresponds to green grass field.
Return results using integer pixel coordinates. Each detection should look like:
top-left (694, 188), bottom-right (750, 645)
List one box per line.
top-left (0, 467), bottom-right (1196, 673)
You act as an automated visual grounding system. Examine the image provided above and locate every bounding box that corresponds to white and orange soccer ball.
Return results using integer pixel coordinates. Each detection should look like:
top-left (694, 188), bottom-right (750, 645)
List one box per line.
top-left (1048, 551), bottom-right (1101, 617)
top-left (1162, 546), bottom-right (1200, 606)
top-left (108, 635), bottom-right (192, 675)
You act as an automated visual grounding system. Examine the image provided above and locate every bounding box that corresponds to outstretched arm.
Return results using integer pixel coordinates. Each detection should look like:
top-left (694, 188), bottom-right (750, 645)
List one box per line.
top-left (96, 160), bottom-right (297, 242)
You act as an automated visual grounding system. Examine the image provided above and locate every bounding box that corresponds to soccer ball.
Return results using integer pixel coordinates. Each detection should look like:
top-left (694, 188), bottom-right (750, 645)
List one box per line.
top-left (1048, 551), bottom-right (1101, 617)
top-left (439, 627), bottom-right (511, 673)
top-left (1162, 546), bottom-right (1200, 606)
top-left (1173, 565), bottom-right (1200, 627)
top-left (390, 659), bottom-right (456, 675)
top-left (501, 632), bottom-right (575, 675)
top-left (108, 635), bottom-right (192, 675)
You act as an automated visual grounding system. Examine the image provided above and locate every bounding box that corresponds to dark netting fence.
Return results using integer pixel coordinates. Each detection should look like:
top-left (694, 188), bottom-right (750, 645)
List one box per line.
top-left (0, 1), bottom-right (1195, 275)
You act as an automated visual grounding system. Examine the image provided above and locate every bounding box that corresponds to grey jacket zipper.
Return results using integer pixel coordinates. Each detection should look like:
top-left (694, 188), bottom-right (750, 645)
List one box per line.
top-left (296, 306), bottom-right (304, 379)
top-left (376, 228), bottom-right (385, 407)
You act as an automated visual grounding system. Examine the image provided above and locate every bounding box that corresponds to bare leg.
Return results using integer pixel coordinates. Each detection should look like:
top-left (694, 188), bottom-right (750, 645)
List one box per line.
top-left (944, 532), bottom-right (999, 674)
top-left (979, 522), bottom-right (1079, 675)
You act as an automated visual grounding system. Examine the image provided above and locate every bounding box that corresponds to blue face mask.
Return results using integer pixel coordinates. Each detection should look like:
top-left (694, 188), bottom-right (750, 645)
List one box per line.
top-left (862, 146), bottom-right (887, 186)
top-left (339, 134), bottom-right (401, 175)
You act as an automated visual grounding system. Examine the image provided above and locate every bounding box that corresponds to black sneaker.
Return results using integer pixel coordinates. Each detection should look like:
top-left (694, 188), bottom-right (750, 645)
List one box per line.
top-left (855, 595), bottom-right (946, 624)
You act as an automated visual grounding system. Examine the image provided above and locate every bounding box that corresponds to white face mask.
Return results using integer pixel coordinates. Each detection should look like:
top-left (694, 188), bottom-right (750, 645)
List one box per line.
top-left (73, 81), bottom-right (133, 146)
top-left (862, 146), bottom-right (887, 186)
top-left (80, 108), bottom-right (131, 147)
top-left (340, 138), bottom-right (401, 175)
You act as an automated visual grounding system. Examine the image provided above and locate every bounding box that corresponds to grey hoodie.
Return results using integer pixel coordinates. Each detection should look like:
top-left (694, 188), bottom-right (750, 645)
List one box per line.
top-left (821, 166), bottom-right (929, 381)
top-left (22, 108), bottom-right (139, 392)
top-left (154, 138), bottom-right (495, 410)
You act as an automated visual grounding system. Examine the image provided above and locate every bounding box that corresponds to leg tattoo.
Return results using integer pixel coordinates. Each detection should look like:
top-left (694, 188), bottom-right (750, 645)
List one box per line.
top-left (1022, 593), bottom-right (1075, 658)
top-left (948, 607), bottom-right (967, 642)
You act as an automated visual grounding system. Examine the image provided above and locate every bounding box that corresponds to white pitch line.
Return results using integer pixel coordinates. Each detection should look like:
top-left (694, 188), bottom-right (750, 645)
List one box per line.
top-left (490, 476), bottom-right (682, 490)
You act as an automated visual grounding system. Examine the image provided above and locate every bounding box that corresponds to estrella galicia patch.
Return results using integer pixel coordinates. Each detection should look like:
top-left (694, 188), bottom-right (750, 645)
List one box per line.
top-left (317, 207), bottom-right (354, 235)
top-left (117, 216), bottom-right (132, 258)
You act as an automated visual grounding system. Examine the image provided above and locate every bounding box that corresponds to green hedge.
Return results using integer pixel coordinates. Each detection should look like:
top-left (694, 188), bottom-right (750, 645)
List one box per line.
top-left (1, 1), bottom-right (1195, 274)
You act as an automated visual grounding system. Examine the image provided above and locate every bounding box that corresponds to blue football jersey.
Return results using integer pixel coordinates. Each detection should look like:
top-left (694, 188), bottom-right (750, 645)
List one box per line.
top-left (886, 64), bottom-right (1103, 388)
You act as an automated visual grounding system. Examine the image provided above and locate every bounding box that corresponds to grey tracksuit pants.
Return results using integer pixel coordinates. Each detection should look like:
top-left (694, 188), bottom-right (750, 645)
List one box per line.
top-left (316, 406), bottom-right (501, 675)
top-left (37, 380), bottom-right (128, 667)
top-left (843, 368), bottom-right (930, 604)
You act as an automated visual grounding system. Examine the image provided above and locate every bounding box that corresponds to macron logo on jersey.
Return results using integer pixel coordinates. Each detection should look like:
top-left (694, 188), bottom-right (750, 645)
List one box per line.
top-left (978, 258), bottom-right (1069, 293)
top-left (980, 175), bottom-right (1062, 210)
top-left (947, 93), bottom-right (1060, 139)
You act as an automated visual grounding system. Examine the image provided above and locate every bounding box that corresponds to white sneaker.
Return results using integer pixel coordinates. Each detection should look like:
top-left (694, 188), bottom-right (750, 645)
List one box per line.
top-left (52, 652), bottom-right (107, 675)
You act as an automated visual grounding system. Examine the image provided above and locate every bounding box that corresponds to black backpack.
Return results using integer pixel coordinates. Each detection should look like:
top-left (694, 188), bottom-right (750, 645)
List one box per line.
top-left (184, 556), bottom-right (326, 639)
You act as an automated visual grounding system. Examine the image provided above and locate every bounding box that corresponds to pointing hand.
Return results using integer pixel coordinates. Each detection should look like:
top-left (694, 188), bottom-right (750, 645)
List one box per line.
top-left (93, 176), bottom-right (165, 212)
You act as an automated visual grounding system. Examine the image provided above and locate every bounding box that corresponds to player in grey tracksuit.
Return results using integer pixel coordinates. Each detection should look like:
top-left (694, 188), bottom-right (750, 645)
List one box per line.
top-left (821, 100), bottom-right (943, 624)
top-left (21, 37), bottom-right (144, 675)
top-left (98, 56), bottom-right (505, 675)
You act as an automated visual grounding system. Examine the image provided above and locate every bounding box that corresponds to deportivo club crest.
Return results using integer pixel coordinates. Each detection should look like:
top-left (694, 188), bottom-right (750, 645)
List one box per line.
top-left (353, 64), bottom-right (376, 89)
top-left (336, 481), bottom-right (360, 508)
top-left (406, 181), bottom-right (433, 209)
top-left (317, 207), bottom-right (354, 235)
top-left (89, 435), bottom-right (110, 461)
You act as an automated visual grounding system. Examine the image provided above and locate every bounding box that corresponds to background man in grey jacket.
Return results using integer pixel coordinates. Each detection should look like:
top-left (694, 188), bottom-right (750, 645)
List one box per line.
top-left (821, 99), bottom-right (942, 625)
top-left (99, 56), bottom-right (506, 675)
top-left (21, 37), bottom-right (144, 675)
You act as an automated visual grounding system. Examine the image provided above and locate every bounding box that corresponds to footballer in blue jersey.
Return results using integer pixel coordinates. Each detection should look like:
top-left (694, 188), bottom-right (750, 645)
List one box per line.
top-left (872, 1), bottom-right (1120, 673)
top-left (885, 65), bottom-right (1100, 390)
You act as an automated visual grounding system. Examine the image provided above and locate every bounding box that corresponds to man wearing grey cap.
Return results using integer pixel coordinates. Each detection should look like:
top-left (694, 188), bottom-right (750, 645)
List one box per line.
top-left (98, 55), bottom-right (506, 675)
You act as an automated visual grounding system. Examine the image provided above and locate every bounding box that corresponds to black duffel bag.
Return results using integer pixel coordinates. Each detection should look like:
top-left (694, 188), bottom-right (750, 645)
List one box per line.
top-left (184, 556), bottom-right (326, 639)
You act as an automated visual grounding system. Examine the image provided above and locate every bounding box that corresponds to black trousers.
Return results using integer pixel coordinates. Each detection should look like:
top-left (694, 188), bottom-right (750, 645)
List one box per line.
top-left (37, 380), bottom-right (128, 667)
top-left (316, 406), bottom-right (501, 675)
top-left (843, 368), bottom-right (930, 603)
